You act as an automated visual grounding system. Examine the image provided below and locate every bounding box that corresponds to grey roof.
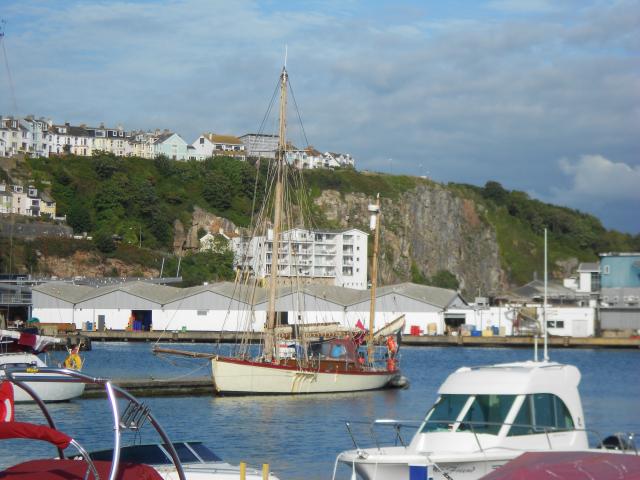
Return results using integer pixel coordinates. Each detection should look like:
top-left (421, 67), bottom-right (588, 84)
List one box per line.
top-left (32, 282), bottom-right (95, 303)
top-left (302, 284), bottom-right (369, 306)
top-left (510, 280), bottom-right (578, 300)
top-left (376, 282), bottom-right (462, 308)
top-left (33, 280), bottom-right (462, 309)
top-left (153, 132), bottom-right (175, 144)
top-left (578, 262), bottom-right (600, 272)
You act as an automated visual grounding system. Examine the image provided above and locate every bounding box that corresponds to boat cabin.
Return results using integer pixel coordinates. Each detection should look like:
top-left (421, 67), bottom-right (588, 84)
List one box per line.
top-left (411, 361), bottom-right (589, 454)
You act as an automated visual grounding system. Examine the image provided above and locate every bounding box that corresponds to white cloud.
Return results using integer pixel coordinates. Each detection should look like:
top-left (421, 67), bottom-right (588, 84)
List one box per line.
top-left (556, 155), bottom-right (640, 202)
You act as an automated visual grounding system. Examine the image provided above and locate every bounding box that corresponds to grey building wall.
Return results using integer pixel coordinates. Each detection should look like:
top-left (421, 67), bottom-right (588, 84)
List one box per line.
top-left (600, 308), bottom-right (640, 330)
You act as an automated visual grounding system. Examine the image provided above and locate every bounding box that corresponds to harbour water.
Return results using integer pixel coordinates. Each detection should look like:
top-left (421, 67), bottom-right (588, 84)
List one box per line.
top-left (2, 343), bottom-right (639, 479)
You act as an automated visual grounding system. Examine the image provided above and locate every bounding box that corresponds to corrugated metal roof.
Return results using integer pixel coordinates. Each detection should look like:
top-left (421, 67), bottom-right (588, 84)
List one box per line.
top-left (302, 284), bottom-right (369, 306)
top-left (510, 280), bottom-right (577, 299)
top-left (32, 282), bottom-right (95, 303)
top-left (377, 282), bottom-right (461, 308)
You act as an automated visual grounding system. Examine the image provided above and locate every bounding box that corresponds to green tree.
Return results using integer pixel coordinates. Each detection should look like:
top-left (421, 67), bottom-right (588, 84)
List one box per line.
top-left (67, 201), bottom-right (93, 233)
top-left (93, 229), bottom-right (116, 254)
top-left (203, 172), bottom-right (232, 210)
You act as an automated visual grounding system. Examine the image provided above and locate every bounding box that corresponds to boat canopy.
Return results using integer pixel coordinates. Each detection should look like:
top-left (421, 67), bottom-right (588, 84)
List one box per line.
top-left (439, 362), bottom-right (581, 396)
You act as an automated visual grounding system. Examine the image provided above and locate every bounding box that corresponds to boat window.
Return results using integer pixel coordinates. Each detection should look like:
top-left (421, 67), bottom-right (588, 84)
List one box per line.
top-left (163, 442), bottom-right (200, 463)
top-left (90, 445), bottom-right (172, 465)
top-left (508, 394), bottom-right (575, 436)
top-left (458, 395), bottom-right (516, 435)
top-left (187, 442), bottom-right (222, 462)
top-left (421, 394), bottom-right (469, 432)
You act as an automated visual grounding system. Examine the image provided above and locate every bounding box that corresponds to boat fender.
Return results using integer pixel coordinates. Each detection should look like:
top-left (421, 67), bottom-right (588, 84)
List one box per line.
top-left (0, 381), bottom-right (14, 422)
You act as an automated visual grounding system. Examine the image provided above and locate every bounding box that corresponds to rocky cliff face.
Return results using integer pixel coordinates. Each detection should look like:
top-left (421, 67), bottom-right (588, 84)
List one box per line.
top-left (313, 183), bottom-right (504, 297)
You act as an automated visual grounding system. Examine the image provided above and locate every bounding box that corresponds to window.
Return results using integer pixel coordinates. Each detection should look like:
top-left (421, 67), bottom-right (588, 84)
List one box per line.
top-left (603, 265), bottom-right (610, 275)
top-left (200, 137), bottom-right (204, 144)
top-left (509, 393), bottom-right (574, 436)
top-left (458, 395), bottom-right (516, 435)
top-left (421, 394), bottom-right (469, 432)
top-left (197, 310), bottom-right (208, 316)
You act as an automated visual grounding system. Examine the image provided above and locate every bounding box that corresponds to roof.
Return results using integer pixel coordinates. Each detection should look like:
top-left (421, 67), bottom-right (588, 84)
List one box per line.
top-left (303, 284), bottom-right (369, 306)
top-left (510, 280), bottom-right (578, 300)
top-left (203, 133), bottom-right (242, 145)
top-left (439, 361), bottom-right (581, 395)
top-left (32, 282), bottom-right (95, 303)
top-left (577, 262), bottom-right (599, 272)
top-left (376, 282), bottom-right (461, 308)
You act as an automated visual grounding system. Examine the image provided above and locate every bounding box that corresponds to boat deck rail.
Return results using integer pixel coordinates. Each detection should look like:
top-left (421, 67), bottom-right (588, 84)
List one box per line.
top-left (342, 418), bottom-right (639, 457)
top-left (2, 366), bottom-right (188, 480)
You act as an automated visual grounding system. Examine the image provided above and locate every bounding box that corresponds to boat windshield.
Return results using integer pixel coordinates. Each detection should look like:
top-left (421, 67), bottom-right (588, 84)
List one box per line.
top-left (421, 394), bottom-right (517, 435)
top-left (421, 394), bottom-right (469, 432)
top-left (457, 394), bottom-right (516, 435)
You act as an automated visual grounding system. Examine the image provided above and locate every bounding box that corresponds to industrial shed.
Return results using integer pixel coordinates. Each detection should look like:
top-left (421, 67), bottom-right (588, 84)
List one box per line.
top-left (32, 281), bottom-right (465, 334)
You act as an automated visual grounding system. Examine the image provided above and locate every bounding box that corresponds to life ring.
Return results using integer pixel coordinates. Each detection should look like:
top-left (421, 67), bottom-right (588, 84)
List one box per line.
top-left (0, 381), bottom-right (14, 422)
top-left (386, 336), bottom-right (397, 355)
top-left (64, 353), bottom-right (83, 371)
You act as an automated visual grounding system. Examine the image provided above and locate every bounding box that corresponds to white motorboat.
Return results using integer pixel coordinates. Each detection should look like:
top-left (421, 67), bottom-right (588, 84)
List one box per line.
top-left (0, 352), bottom-right (85, 402)
top-left (333, 360), bottom-right (637, 480)
top-left (0, 366), bottom-right (281, 480)
top-left (0, 329), bottom-right (85, 402)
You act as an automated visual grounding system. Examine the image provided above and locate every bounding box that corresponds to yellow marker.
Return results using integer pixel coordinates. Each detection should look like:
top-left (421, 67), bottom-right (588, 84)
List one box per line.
top-left (262, 463), bottom-right (270, 480)
top-left (240, 462), bottom-right (246, 480)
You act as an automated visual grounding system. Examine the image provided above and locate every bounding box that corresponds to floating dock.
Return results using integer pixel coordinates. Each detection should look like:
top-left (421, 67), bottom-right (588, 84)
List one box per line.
top-left (82, 376), bottom-right (213, 399)
top-left (79, 330), bottom-right (640, 349)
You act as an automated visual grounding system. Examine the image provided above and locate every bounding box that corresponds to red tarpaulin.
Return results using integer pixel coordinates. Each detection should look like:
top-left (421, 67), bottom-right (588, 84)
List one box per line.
top-left (0, 382), bottom-right (14, 423)
top-left (0, 459), bottom-right (163, 480)
top-left (0, 422), bottom-right (72, 449)
top-left (481, 451), bottom-right (640, 480)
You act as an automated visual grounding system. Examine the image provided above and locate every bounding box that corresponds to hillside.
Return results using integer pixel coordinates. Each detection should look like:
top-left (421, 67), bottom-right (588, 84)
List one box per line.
top-left (1, 154), bottom-right (638, 294)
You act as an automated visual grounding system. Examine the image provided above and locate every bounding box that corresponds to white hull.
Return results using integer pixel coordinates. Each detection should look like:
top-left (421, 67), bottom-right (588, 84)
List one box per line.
top-left (339, 451), bottom-right (515, 480)
top-left (7, 374), bottom-right (86, 402)
top-left (0, 353), bottom-right (85, 402)
top-left (211, 357), bottom-right (396, 394)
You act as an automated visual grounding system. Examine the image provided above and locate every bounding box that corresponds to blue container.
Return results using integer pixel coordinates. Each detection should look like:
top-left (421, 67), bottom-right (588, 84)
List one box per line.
top-left (86, 322), bottom-right (93, 331)
top-left (492, 326), bottom-right (500, 335)
top-left (471, 330), bottom-right (482, 337)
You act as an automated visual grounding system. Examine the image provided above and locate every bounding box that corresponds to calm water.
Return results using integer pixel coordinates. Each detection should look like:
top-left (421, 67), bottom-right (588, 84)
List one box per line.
top-left (3, 343), bottom-right (639, 480)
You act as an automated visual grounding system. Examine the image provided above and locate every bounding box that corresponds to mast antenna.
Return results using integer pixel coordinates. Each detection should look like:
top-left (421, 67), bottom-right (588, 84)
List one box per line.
top-left (0, 19), bottom-right (18, 113)
top-left (543, 228), bottom-right (549, 361)
top-left (284, 44), bottom-right (288, 69)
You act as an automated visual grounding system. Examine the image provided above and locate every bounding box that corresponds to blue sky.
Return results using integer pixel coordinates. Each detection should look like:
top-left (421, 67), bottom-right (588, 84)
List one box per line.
top-left (1, 0), bottom-right (639, 233)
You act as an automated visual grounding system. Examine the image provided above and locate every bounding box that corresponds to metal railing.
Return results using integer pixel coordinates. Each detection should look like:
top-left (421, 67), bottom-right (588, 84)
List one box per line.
top-left (0, 293), bottom-right (31, 305)
top-left (342, 418), bottom-right (638, 457)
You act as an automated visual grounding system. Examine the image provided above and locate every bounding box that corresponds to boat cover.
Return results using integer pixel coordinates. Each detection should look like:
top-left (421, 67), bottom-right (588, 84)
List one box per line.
top-left (0, 422), bottom-right (72, 449)
top-left (481, 451), bottom-right (640, 479)
top-left (0, 459), bottom-right (163, 479)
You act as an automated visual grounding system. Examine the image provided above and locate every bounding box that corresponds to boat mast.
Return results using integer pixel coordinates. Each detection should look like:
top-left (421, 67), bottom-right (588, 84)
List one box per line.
top-left (367, 194), bottom-right (381, 363)
top-left (543, 227), bottom-right (549, 361)
top-left (264, 65), bottom-right (288, 361)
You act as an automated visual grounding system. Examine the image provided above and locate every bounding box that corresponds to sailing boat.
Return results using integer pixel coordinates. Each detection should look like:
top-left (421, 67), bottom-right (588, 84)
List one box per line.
top-left (156, 63), bottom-right (403, 394)
top-left (212, 64), bottom-right (403, 394)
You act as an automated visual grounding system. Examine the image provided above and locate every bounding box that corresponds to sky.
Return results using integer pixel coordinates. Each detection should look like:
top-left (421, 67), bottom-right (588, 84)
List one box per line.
top-left (1, 0), bottom-right (638, 233)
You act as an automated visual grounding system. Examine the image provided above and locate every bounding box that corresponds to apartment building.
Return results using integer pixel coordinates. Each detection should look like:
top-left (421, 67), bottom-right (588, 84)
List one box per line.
top-left (232, 228), bottom-right (368, 289)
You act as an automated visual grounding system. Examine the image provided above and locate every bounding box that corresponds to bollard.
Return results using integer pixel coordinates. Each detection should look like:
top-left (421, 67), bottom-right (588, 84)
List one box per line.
top-left (262, 463), bottom-right (270, 479)
top-left (240, 462), bottom-right (246, 480)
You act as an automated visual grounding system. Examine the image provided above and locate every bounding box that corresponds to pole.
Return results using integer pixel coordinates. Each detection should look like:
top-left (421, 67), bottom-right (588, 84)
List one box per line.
top-left (367, 194), bottom-right (381, 363)
top-left (264, 65), bottom-right (288, 361)
top-left (543, 228), bottom-right (549, 361)
top-left (139, 225), bottom-right (142, 248)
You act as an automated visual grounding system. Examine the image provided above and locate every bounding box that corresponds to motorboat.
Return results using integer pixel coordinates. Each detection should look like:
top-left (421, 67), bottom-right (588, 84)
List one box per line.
top-left (0, 329), bottom-right (85, 402)
top-left (333, 361), bottom-right (638, 480)
top-left (0, 366), bottom-right (280, 479)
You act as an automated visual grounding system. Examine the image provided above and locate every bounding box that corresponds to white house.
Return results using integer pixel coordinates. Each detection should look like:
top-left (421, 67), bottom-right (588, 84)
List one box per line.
top-left (192, 133), bottom-right (246, 160)
top-left (153, 132), bottom-right (189, 160)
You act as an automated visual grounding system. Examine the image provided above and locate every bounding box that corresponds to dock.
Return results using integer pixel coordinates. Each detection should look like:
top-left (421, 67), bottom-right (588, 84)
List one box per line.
top-left (402, 335), bottom-right (640, 348)
top-left (79, 330), bottom-right (640, 348)
top-left (82, 376), bottom-right (214, 398)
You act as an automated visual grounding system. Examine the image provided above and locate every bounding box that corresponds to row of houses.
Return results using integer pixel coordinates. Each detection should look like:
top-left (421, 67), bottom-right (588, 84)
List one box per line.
top-left (0, 183), bottom-right (58, 218)
top-left (0, 115), bottom-right (355, 169)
